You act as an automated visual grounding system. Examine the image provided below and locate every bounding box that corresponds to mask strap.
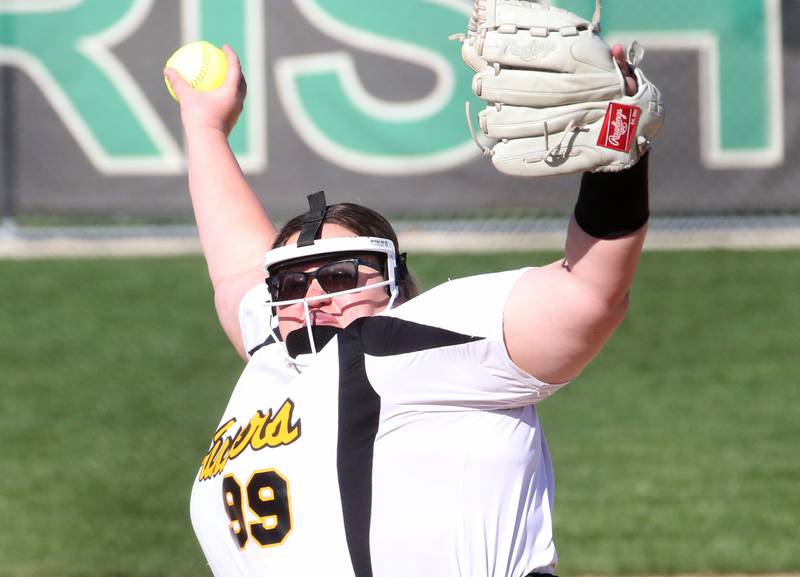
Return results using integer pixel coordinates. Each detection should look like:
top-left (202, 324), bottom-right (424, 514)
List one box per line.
top-left (396, 252), bottom-right (409, 281)
top-left (297, 191), bottom-right (328, 247)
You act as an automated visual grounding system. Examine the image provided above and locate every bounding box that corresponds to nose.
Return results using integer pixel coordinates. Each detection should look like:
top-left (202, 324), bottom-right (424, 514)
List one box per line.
top-left (305, 278), bottom-right (331, 306)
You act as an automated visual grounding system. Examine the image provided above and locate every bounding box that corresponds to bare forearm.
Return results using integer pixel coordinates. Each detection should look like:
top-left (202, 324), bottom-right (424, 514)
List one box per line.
top-left (564, 218), bottom-right (646, 305)
top-left (564, 155), bottom-right (650, 305)
top-left (186, 126), bottom-right (277, 289)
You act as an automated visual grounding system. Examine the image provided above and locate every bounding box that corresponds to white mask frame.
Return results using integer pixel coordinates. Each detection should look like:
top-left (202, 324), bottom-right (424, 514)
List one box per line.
top-left (263, 236), bottom-right (401, 357)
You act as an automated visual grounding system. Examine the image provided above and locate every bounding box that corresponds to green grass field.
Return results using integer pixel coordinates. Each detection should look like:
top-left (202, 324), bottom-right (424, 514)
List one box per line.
top-left (2, 251), bottom-right (799, 577)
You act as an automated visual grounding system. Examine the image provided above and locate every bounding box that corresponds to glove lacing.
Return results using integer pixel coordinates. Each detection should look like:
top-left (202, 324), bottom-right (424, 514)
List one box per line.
top-left (468, 0), bottom-right (601, 33)
top-left (469, 0), bottom-right (486, 31)
top-left (465, 101), bottom-right (493, 157)
top-left (591, 0), bottom-right (602, 32)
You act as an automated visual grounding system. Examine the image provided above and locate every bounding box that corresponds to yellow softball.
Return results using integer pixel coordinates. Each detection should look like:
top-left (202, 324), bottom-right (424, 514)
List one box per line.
top-left (164, 40), bottom-right (228, 101)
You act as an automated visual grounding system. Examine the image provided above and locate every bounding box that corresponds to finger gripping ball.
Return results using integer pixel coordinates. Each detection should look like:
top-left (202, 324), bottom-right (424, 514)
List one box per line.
top-left (164, 40), bottom-right (228, 101)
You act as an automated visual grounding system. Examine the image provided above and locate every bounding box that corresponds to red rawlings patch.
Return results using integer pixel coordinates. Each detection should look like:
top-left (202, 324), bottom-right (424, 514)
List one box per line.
top-left (597, 102), bottom-right (640, 152)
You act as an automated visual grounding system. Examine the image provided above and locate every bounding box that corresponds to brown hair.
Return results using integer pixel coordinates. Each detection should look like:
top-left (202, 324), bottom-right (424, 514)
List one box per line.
top-left (272, 202), bottom-right (420, 303)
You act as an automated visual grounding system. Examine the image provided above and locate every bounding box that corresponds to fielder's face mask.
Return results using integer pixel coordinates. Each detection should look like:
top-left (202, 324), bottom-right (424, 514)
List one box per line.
top-left (263, 191), bottom-right (407, 359)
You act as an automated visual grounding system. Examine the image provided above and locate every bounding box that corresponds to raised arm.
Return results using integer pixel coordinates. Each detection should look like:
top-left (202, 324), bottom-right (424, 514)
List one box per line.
top-left (164, 46), bottom-right (276, 358)
top-left (456, 0), bottom-right (664, 383)
top-left (504, 155), bottom-right (649, 384)
top-left (501, 44), bottom-right (660, 384)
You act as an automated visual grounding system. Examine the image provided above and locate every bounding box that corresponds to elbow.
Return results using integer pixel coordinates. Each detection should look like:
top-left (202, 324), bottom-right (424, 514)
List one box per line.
top-left (611, 289), bottom-right (631, 315)
top-left (583, 289), bottom-right (630, 334)
top-left (611, 291), bottom-right (631, 327)
top-left (579, 281), bottom-right (631, 318)
top-left (602, 289), bottom-right (631, 325)
top-left (599, 292), bottom-right (632, 341)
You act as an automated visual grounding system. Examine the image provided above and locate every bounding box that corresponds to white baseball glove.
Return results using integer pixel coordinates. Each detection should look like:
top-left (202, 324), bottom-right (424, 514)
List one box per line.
top-left (453, 0), bottom-right (664, 176)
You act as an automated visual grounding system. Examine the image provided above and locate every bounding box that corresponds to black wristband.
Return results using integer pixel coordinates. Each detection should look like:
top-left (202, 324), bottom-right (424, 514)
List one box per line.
top-left (574, 154), bottom-right (650, 239)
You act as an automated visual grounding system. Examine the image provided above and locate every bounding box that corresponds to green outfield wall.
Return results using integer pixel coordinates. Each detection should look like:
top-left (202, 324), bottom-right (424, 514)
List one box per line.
top-left (0, 0), bottom-right (797, 222)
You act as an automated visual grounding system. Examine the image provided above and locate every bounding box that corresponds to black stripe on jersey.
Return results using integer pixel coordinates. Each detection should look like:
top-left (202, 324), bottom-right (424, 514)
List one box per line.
top-left (336, 323), bottom-right (380, 577)
top-left (247, 334), bottom-right (276, 357)
top-left (360, 316), bottom-right (484, 356)
top-left (335, 316), bottom-right (484, 577)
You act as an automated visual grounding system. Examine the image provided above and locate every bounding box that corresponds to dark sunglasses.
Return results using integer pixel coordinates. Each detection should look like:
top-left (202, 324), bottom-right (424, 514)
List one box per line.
top-left (266, 258), bottom-right (385, 302)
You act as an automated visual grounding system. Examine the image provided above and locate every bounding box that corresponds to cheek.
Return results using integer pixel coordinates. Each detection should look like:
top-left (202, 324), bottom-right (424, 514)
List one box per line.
top-left (278, 302), bottom-right (305, 316)
top-left (339, 288), bottom-right (390, 316)
top-left (275, 288), bottom-right (391, 336)
top-left (276, 304), bottom-right (306, 328)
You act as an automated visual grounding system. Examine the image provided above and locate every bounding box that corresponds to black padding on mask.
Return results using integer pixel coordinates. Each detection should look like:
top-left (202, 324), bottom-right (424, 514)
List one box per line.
top-left (297, 191), bottom-right (328, 247)
top-left (285, 325), bottom-right (342, 357)
top-left (395, 252), bottom-right (409, 281)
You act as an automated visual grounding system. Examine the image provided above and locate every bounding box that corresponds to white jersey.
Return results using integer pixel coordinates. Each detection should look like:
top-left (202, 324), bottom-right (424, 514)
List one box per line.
top-left (190, 268), bottom-right (568, 577)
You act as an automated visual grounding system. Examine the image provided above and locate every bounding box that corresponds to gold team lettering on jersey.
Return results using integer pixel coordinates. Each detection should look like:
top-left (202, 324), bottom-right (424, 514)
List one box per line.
top-left (199, 399), bottom-right (301, 481)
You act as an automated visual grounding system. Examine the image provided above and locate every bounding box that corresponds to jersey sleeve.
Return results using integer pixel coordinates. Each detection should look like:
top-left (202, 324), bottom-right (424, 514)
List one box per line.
top-left (388, 268), bottom-right (528, 341)
top-left (238, 283), bottom-right (273, 358)
top-left (376, 268), bottom-right (569, 407)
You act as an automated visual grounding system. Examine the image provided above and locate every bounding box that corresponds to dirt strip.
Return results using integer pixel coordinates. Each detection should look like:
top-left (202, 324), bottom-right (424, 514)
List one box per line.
top-left (2, 220), bottom-right (800, 259)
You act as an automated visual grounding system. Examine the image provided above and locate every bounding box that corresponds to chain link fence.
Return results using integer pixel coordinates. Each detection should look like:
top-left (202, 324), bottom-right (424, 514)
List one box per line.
top-left (1, 0), bottom-right (797, 247)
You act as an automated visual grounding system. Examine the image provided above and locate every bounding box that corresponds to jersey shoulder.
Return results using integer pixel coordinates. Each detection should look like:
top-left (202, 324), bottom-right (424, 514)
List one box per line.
top-left (237, 283), bottom-right (274, 358)
top-left (386, 268), bottom-right (532, 341)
